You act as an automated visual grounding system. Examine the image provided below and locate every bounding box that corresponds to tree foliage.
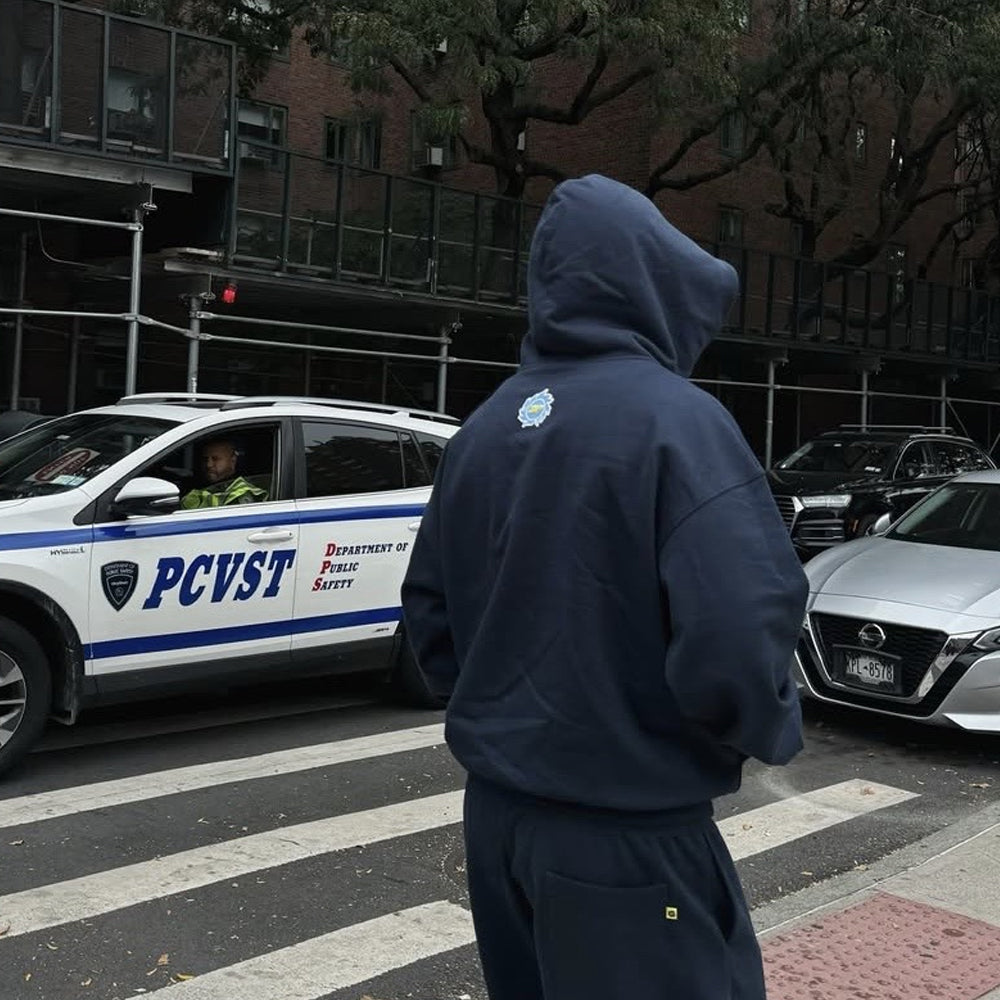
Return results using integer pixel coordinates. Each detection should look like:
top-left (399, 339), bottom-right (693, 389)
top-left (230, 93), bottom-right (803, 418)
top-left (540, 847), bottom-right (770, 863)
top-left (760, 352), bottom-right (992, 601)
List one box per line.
top-left (299, 0), bottom-right (748, 197)
top-left (650, 0), bottom-right (1000, 272)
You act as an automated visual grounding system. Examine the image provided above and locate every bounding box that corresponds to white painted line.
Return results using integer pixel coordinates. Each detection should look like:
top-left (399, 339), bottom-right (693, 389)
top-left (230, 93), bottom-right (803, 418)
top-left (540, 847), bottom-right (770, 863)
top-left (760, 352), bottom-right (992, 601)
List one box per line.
top-left (719, 779), bottom-right (918, 860)
top-left (0, 723), bottom-right (446, 830)
top-left (0, 790), bottom-right (464, 939)
top-left (143, 901), bottom-right (476, 1000)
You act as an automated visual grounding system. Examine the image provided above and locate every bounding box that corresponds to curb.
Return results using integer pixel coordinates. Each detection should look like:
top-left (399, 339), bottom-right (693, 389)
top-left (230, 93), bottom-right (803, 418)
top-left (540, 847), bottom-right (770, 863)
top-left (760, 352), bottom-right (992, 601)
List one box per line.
top-left (751, 797), bottom-right (1000, 937)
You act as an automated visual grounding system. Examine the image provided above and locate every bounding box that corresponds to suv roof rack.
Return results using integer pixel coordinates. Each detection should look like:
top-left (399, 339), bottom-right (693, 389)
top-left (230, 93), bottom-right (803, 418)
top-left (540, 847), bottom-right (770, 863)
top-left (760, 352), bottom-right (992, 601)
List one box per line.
top-left (218, 395), bottom-right (460, 425)
top-left (835, 424), bottom-right (957, 435)
top-left (116, 393), bottom-right (239, 407)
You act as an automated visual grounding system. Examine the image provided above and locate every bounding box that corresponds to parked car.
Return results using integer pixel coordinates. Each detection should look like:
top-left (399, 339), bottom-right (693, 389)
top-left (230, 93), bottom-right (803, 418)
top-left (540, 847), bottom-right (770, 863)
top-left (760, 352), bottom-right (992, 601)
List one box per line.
top-left (795, 471), bottom-right (1000, 733)
top-left (0, 393), bottom-right (458, 776)
top-left (768, 425), bottom-right (995, 558)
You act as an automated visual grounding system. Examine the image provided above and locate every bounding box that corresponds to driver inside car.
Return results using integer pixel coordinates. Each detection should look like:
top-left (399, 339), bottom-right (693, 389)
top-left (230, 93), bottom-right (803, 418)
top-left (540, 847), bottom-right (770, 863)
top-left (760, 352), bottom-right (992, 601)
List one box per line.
top-left (180, 438), bottom-right (268, 510)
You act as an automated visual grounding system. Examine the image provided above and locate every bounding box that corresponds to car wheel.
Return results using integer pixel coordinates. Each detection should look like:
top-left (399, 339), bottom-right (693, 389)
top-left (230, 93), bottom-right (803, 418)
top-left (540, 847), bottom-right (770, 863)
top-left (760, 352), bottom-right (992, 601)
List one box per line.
top-left (0, 618), bottom-right (52, 778)
top-left (387, 635), bottom-right (447, 710)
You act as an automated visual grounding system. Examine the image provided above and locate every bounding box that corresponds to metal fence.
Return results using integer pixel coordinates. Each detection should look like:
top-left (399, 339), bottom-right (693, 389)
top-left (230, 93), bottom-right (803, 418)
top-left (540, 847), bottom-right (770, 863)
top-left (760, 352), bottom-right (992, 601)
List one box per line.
top-left (231, 141), bottom-right (542, 305)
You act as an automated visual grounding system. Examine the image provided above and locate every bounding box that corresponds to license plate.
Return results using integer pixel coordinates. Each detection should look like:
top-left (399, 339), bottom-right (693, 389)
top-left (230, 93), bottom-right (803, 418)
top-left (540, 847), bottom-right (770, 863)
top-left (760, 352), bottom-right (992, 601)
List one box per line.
top-left (840, 650), bottom-right (898, 690)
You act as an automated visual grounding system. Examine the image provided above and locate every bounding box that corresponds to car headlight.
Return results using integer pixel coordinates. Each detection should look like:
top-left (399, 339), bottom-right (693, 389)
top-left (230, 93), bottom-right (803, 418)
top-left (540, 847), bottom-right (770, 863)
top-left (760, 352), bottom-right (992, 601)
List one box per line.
top-left (800, 494), bottom-right (852, 509)
top-left (973, 627), bottom-right (1000, 652)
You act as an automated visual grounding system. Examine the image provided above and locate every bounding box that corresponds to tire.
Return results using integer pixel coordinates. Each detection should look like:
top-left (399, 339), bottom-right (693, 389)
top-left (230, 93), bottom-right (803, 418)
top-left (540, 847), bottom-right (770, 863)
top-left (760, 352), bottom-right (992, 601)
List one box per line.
top-left (387, 635), bottom-right (448, 710)
top-left (0, 618), bottom-right (52, 779)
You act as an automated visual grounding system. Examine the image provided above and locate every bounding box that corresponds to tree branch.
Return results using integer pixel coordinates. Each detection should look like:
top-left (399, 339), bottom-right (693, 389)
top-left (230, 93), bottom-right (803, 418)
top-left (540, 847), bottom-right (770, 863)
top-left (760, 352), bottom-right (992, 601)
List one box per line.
top-left (512, 11), bottom-right (589, 61)
top-left (514, 65), bottom-right (654, 124)
top-left (388, 55), bottom-right (432, 104)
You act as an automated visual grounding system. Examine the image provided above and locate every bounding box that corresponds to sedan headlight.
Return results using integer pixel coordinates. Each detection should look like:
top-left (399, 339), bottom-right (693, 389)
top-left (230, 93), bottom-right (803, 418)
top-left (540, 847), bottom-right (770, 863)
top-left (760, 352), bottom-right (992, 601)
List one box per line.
top-left (800, 494), bottom-right (852, 509)
top-left (973, 628), bottom-right (1000, 652)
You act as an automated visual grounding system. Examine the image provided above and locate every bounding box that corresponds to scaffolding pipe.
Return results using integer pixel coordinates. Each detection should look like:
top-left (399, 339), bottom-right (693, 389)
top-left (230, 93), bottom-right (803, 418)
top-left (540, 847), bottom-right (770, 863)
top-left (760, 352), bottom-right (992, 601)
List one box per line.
top-left (765, 358), bottom-right (777, 470)
top-left (192, 331), bottom-right (443, 365)
top-left (186, 297), bottom-right (201, 394)
top-left (10, 233), bottom-right (27, 409)
top-left (67, 316), bottom-right (81, 412)
top-left (940, 376), bottom-right (948, 431)
top-left (0, 206), bottom-right (141, 230)
top-left (0, 308), bottom-right (133, 321)
top-left (860, 369), bottom-right (870, 430)
top-left (124, 209), bottom-right (145, 396)
top-left (195, 311), bottom-right (446, 345)
top-left (436, 327), bottom-right (450, 414)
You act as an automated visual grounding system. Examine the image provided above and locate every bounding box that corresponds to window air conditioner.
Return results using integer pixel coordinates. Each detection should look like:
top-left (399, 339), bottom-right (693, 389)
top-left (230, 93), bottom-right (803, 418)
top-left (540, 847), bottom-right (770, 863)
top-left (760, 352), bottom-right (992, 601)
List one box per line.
top-left (239, 141), bottom-right (271, 164)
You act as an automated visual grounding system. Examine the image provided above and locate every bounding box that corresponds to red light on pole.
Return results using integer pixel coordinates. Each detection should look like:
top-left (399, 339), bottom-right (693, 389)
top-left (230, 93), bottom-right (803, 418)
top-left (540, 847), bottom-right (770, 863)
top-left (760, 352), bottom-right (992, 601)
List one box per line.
top-left (221, 282), bottom-right (237, 305)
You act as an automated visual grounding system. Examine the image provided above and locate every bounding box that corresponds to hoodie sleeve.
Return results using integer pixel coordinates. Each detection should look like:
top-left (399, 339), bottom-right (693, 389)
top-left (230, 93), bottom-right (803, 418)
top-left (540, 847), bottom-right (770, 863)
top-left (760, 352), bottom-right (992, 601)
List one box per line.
top-left (658, 473), bottom-right (808, 765)
top-left (400, 456), bottom-right (459, 700)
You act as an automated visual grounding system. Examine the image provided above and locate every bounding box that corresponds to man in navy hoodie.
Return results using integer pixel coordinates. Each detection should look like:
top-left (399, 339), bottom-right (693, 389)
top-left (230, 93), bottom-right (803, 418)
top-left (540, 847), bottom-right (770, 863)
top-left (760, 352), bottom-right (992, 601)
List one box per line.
top-left (401, 174), bottom-right (808, 1000)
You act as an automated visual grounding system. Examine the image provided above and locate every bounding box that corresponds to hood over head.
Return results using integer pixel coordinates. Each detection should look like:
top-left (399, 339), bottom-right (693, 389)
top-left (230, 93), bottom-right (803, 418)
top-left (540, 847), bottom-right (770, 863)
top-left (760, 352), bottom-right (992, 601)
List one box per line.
top-left (521, 174), bottom-right (739, 376)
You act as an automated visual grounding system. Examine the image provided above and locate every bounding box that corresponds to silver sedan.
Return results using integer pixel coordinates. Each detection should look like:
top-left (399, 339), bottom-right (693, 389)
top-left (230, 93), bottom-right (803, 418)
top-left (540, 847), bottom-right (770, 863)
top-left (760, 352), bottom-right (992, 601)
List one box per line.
top-left (795, 471), bottom-right (1000, 733)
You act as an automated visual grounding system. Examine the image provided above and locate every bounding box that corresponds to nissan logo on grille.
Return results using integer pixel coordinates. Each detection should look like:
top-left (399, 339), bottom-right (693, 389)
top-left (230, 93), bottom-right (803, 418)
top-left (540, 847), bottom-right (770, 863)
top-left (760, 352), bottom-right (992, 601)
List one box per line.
top-left (858, 623), bottom-right (887, 650)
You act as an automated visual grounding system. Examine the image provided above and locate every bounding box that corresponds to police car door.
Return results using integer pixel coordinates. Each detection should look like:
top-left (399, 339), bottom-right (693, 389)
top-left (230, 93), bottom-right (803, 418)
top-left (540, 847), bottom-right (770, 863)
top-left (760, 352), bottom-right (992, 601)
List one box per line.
top-left (87, 419), bottom-right (299, 686)
top-left (290, 420), bottom-right (430, 668)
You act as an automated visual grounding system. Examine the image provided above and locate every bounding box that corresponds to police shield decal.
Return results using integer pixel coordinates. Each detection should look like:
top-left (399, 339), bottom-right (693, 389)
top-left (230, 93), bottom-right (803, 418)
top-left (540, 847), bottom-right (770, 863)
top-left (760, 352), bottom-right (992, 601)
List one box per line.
top-left (101, 561), bottom-right (140, 611)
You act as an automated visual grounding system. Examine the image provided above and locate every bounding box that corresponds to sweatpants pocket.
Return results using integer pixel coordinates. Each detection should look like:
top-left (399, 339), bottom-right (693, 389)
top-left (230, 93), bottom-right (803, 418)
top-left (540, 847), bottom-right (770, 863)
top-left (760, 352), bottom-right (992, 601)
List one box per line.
top-left (537, 870), bottom-right (733, 1000)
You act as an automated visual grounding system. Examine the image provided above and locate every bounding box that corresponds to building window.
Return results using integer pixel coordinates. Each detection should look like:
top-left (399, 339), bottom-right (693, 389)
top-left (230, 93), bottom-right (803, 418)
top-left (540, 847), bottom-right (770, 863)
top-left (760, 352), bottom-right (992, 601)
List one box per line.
top-left (887, 243), bottom-right (907, 298)
top-left (720, 111), bottom-right (746, 156)
top-left (324, 117), bottom-right (382, 169)
top-left (237, 100), bottom-right (286, 165)
top-left (790, 222), bottom-right (804, 257)
top-left (718, 207), bottom-right (744, 246)
top-left (411, 116), bottom-right (459, 171)
top-left (961, 259), bottom-right (984, 290)
top-left (854, 122), bottom-right (867, 164)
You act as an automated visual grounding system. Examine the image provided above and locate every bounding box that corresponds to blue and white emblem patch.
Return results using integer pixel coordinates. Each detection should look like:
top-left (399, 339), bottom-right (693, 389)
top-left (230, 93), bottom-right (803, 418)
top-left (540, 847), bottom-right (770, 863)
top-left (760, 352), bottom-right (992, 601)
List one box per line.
top-left (517, 388), bottom-right (554, 428)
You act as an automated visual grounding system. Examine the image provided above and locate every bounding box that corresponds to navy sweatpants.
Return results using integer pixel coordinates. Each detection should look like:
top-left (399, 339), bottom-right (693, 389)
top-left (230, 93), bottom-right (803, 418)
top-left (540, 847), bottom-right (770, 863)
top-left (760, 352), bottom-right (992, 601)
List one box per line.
top-left (463, 776), bottom-right (765, 1000)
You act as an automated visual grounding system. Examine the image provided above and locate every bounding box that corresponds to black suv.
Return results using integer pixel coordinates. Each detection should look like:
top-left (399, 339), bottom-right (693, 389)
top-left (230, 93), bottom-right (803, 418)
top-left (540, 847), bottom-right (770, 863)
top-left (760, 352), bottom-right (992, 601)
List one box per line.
top-left (768, 426), bottom-right (995, 557)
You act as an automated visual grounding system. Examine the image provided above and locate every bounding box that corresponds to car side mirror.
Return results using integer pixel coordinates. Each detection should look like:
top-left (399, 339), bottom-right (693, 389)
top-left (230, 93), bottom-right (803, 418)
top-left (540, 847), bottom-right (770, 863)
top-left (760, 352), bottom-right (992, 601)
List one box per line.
top-left (112, 476), bottom-right (180, 518)
top-left (872, 513), bottom-right (893, 536)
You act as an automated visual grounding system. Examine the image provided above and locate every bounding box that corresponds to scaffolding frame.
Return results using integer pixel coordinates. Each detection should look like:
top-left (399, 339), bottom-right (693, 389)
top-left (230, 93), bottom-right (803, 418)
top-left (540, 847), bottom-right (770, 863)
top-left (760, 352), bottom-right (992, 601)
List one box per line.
top-left (0, 203), bottom-right (145, 406)
top-left (4, 215), bottom-right (1000, 459)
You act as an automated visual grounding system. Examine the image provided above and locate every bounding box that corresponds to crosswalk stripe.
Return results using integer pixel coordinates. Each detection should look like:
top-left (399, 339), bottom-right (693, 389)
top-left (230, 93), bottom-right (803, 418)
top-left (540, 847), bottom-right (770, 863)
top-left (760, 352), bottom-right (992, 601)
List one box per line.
top-left (0, 790), bottom-right (464, 940)
top-left (141, 901), bottom-right (476, 1000)
top-left (718, 779), bottom-right (918, 859)
top-left (0, 779), bottom-right (916, 942)
top-left (0, 722), bottom-right (446, 830)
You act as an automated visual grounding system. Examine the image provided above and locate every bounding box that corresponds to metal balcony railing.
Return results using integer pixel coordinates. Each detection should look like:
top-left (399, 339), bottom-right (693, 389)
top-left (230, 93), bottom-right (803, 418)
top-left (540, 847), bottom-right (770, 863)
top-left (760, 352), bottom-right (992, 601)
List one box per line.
top-left (231, 140), bottom-right (1000, 366)
top-left (231, 141), bottom-right (541, 306)
top-left (0, 0), bottom-right (236, 173)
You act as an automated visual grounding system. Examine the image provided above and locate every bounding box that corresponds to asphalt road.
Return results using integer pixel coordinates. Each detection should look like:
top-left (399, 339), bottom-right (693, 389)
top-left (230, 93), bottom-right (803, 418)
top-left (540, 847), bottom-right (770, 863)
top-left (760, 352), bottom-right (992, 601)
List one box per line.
top-left (0, 677), bottom-right (997, 1000)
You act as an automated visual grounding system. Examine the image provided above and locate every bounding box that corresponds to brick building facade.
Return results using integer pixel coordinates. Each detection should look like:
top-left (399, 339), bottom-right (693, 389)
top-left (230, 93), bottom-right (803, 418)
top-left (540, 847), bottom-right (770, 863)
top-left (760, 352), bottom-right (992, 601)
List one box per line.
top-left (2, 0), bottom-right (1000, 465)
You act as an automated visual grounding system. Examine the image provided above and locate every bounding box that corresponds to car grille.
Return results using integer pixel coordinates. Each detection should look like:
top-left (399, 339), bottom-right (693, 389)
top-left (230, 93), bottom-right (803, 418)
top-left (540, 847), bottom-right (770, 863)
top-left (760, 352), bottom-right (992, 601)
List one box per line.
top-left (773, 495), bottom-right (797, 529)
top-left (794, 519), bottom-right (846, 547)
top-left (810, 613), bottom-right (947, 698)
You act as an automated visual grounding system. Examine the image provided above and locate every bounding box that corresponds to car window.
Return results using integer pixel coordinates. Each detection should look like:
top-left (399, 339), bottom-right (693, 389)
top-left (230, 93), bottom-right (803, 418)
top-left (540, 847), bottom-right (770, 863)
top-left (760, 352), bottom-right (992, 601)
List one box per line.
top-left (890, 482), bottom-right (1000, 551)
top-left (931, 441), bottom-right (993, 476)
top-left (401, 433), bottom-right (431, 488)
top-left (0, 413), bottom-right (177, 500)
top-left (895, 442), bottom-right (935, 479)
top-left (776, 438), bottom-right (897, 474)
top-left (416, 433), bottom-right (448, 477)
top-left (302, 422), bottom-right (405, 497)
top-left (126, 423), bottom-right (283, 513)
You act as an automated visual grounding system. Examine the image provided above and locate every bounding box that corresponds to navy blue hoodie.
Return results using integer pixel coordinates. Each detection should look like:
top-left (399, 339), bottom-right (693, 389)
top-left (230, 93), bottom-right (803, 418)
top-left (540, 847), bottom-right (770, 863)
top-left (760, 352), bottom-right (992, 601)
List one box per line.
top-left (402, 174), bottom-right (808, 812)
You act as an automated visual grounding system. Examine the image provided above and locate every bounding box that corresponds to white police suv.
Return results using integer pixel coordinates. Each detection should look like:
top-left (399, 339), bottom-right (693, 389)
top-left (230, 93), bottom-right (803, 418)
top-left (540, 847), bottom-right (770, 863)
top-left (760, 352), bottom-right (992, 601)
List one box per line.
top-left (0, 393), bottom-right (458, 776)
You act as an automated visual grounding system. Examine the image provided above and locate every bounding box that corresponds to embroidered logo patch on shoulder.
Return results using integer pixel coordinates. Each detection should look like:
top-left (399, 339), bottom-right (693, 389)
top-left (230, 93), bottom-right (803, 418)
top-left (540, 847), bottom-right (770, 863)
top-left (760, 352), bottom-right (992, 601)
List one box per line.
top-left (517, 388), bottom-right (554, 428)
